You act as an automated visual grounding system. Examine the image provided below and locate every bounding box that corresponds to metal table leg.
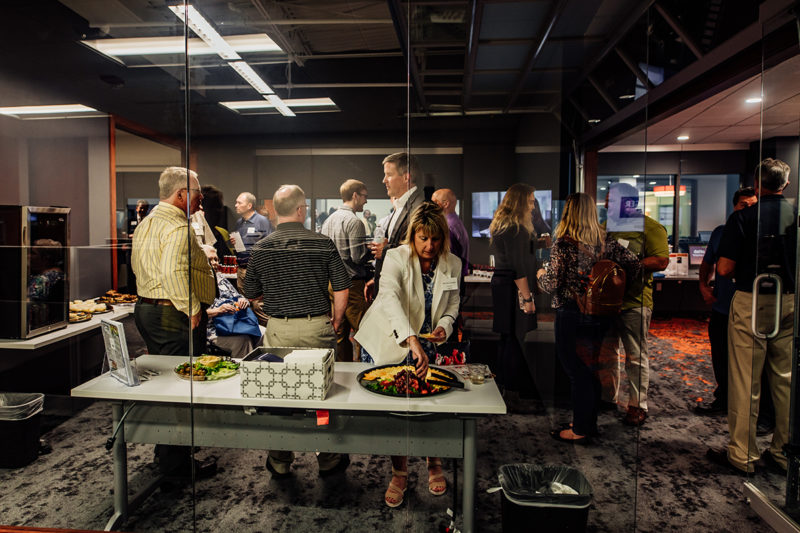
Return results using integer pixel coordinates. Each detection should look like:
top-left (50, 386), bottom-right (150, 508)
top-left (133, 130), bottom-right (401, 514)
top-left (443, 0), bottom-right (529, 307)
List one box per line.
top-left (105, 401), bottom-right (128, 531)
top-left (462, 418), bottom-right (477, 533)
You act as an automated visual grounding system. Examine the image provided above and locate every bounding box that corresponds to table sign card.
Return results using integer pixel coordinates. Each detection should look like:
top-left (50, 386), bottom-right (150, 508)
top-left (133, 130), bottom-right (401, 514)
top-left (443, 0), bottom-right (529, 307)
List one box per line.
top-left (100, 319), bottom-right (140, 387)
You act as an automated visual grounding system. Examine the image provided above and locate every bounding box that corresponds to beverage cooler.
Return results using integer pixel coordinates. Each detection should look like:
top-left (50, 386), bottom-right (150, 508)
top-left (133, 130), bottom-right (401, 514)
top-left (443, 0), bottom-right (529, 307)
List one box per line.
top-left (0, 206), bottom-right (70, 339)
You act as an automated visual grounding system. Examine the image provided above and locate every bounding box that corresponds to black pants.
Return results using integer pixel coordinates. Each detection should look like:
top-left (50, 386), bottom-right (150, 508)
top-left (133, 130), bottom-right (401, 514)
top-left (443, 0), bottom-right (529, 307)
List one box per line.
top-left (491, 272), bottom-right (537, 396)
top-left (134, 301), bottom-right (207, 472)
top-left (708, 310), bottom-right (728, 405)
top-left (555, 301), bottom-right (612, 437)
top-left (134, 301), bottom-right (207, 356)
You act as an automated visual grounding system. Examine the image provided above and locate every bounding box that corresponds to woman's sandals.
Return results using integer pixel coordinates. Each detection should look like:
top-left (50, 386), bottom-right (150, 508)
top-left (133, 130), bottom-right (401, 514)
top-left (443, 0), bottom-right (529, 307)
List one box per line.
top-left (385, 467), bottom-right (408, 508)
top-left (427, 458), bottom-right (447, 496)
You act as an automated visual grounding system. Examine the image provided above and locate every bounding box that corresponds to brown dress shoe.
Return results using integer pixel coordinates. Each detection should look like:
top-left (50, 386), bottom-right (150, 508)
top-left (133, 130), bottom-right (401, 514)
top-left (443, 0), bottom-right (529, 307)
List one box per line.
top-left (623, 406), bottom-right (647, 426)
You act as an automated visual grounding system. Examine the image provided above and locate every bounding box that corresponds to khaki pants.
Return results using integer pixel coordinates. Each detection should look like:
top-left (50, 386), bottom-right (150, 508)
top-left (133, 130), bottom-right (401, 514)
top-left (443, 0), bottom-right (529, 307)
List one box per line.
top-left (727, 290), bottom-right (793, 471)
top-left (263, 314), bottom-right (339, 471)
top-left (264, 314), bottom-right (335, 349)
top-left (597, 306), bottom-right (652, 409)
top-left (329, 280), bottom-right (367, 362)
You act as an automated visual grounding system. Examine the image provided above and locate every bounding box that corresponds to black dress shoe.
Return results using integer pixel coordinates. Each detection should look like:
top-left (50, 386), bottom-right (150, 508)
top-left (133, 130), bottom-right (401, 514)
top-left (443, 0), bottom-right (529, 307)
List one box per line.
top-left (167, 457), bottom-right (218, 480)
top-left (265, 457), bottom-right (292, 479)
top-left (319, 453), bottom-right (350, 477)
top-left (760, 452), bottom-right (788, 474)
top-left (706, 448), bottom-right (754, 475)
top-left (694, 402), bottom-right (726, 416)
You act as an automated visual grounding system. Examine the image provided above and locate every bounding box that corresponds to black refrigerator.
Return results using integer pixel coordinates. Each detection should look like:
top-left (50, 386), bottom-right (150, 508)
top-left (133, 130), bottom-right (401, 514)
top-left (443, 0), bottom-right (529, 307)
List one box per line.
top-left (0, 206), bottom-right (70, 339)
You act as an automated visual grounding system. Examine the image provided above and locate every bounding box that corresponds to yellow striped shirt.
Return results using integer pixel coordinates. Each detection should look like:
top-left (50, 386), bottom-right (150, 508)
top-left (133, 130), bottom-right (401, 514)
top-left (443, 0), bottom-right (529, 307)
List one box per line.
top-left (131, 202), bottom-right (215, 317)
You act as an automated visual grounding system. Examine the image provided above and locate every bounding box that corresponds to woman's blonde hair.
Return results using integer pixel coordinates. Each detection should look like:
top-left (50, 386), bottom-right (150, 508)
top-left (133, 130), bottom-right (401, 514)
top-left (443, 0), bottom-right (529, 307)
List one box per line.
top-left (489, 183), bottom-right (534, 238)
top-left (403, 202), bottom-right (450, 259)
top-left (555, 192), bottom-right (605, 246)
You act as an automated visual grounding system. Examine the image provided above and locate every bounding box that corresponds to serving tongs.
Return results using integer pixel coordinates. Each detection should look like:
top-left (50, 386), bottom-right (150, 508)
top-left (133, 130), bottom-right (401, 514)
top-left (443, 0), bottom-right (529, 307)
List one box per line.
top-left (426, 376), bottom-right (465, 389)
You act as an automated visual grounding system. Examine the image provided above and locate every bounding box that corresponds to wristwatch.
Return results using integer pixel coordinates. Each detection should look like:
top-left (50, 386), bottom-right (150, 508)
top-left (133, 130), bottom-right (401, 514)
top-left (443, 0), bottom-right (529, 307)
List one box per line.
top-left (522, 295), bottom-right (533, 303)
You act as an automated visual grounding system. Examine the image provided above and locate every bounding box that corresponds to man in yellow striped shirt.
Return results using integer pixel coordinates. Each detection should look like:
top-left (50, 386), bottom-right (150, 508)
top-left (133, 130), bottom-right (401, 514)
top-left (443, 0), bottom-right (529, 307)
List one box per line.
top-left (132, 167), bottom-right (216, 356)
top-left (131, 166), bottom-right (217, 478)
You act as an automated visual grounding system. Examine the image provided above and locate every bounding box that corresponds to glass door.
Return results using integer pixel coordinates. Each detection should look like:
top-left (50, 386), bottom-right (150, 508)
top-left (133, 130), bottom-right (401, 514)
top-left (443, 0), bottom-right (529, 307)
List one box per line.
top-left (740, 10), bottom-right (800, 529)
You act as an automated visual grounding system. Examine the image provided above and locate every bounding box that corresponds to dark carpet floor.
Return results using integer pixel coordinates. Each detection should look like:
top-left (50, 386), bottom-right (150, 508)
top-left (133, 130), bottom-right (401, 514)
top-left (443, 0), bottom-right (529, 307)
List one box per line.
top-left (0, 317), bottom-right (785, 532)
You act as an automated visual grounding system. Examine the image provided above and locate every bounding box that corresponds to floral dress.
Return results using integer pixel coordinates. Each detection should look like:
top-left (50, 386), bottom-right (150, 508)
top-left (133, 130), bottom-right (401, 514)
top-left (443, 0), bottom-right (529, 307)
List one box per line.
top-left (418, 261), bottom-right (437, 363)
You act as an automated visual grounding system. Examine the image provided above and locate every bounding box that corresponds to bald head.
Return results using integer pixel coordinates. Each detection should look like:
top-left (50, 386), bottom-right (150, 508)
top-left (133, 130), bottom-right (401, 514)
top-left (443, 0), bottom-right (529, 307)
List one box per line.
top-left (432, 188), bottom-right (457, 215)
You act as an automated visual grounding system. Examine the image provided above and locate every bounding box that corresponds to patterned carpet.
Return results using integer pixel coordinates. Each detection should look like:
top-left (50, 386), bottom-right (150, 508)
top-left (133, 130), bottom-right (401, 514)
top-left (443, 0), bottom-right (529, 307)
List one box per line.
top-left (0, 317), bottom-right (786, 532)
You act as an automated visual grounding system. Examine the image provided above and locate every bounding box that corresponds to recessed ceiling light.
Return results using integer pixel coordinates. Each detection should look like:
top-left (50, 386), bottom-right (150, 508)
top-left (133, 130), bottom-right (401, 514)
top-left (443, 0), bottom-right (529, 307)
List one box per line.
top-left (649, 181), bottom-right (657, 185)
top-left (745, 97), bottom-right (762, 104)
top-left (82, 34), bottom-right (281, 58)
top-left (677, 135), bottom-right (690, 141)
top-left (632, 174), bottom-right (641, 178)
top-left (0, 104), bottom-right (101, 119)
top-left (600, 187), bottom-right (607, 191)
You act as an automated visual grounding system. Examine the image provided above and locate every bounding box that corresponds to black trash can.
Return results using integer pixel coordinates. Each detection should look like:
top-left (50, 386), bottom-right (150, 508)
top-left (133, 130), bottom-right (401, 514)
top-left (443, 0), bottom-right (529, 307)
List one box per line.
top-left (498, 463), bottom-right (593, 532)
top-left (0, 392), bottom-right (44, 468)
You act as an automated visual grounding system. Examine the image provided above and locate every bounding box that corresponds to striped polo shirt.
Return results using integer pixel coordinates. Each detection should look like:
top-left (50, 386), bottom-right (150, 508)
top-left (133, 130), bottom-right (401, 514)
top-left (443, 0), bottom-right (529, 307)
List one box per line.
top-left (131, 202), bottom-right (216, 317)
top-left (243, 222), bottom-right (351, 317)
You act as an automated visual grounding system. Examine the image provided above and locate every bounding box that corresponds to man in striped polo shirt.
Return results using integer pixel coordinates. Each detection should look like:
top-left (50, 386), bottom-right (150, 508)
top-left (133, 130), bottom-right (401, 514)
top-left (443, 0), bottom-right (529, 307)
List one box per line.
top-left (243, 184), bottom-right (351, 478)
top-left (131, 166), bottom-right (217, 478)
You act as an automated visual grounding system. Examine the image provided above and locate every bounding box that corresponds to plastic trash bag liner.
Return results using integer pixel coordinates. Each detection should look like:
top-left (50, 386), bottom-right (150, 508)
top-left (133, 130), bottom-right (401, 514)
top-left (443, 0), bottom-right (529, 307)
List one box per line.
top-left (0, 393), bottom-right (44, 421)
top-left (498, 464), bottom-right (592, 508)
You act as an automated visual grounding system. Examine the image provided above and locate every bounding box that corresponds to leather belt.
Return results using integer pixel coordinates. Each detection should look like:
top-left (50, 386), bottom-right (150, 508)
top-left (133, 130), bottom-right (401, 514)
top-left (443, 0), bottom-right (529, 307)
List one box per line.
top-left (138, 297), bottom-right (174, 306)
top-left (270, 313), bottom-right (327, 320)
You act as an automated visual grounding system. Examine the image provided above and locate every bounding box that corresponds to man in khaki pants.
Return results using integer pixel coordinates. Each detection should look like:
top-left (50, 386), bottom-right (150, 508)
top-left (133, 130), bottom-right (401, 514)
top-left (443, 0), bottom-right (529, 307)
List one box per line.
top-left (243, 184), bottom-right (351, 479)
top-left (320, 179), bottom-right (371, 361)
top-left (707, 158), bottom-right (796, 475)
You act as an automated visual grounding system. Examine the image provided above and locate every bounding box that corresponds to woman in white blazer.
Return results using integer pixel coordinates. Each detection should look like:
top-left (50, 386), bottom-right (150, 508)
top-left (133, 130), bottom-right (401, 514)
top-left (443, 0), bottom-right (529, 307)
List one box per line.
top-left (355, 202), bottom-right (461, 508)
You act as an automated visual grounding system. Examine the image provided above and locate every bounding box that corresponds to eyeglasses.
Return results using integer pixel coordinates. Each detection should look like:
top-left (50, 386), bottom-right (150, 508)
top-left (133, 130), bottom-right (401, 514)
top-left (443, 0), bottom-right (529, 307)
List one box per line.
top-left (182, 187), bottom-right (202, 195)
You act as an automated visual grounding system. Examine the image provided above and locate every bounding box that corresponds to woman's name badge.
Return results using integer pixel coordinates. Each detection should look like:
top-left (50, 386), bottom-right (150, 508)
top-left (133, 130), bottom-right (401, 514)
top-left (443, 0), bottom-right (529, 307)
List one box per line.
top-left (441, 276), bottom-right (459, 291)
top-left (192, 222), bottom-right (203, 235)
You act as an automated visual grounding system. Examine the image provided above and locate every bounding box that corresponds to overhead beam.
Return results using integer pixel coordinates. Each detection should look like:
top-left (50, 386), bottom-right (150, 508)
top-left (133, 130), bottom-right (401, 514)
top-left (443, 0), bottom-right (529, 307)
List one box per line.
top-left (653, 3), bottom-right (704, 59)
top-left (462, 0), bottom-right (484, 109)
top-left (614, 46), bottom-right (653, 89)
top-left (550, 0), bottom-right (657, 112)
top-left (587, 75), bottom-right (619, 113)
top-left (388, 0), bottom-right (428, 113)
top-left (504, 0), bottom-right (569, 112)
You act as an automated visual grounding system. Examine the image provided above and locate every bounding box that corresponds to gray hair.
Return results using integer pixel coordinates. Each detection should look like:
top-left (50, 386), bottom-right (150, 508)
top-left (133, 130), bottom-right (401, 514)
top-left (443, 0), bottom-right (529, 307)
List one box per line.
top-left (756, 158), bottom-right (791, 191)
top-left (382, 152), bottom-right (420, 184)
top-left (273, 185), bottom-right (306, 216)
top-left (158, 167), bottom-right (197, 199)
top-left (239, 191), bottom-right (256, 209)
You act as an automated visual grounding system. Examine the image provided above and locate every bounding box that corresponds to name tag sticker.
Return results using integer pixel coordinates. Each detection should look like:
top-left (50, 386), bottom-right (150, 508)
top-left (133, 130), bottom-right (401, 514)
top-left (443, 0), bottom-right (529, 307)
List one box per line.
top-left (441, 276), bottom-right (459, 291)
top-left (247, 227), bottom-right (256, 234)
top-left (617, 238), bottom-right (630, 249)
top-left (191, 222), bottom-right (203, 235)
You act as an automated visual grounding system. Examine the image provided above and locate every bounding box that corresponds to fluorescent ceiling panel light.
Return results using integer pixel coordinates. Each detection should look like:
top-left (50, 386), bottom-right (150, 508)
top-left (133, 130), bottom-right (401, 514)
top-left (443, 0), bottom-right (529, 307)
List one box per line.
top-left (0, 104), bottom-right (99, 117)
top-left (266, 95), bottom-right (296, 117)
top-left (745, 97), bottom-right (762, 103)
top-left (220, 98), bottom-right (336, 111)
top-left (168, 4), bottom-right (240, 60)
top-left (229, 61), bottom-right (274, 94)
top-left (82, 34), bottom-right (280, 58)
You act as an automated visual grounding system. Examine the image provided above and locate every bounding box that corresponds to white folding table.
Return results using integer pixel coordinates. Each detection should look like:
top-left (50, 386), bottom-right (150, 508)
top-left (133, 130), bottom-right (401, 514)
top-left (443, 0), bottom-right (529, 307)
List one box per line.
top-left (72, 355), bottom-right (506, 532)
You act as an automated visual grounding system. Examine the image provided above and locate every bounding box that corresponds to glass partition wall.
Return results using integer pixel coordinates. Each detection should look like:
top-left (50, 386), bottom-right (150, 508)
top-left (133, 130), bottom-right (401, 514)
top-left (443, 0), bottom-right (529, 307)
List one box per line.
top-left (7, 1), bottom-right (800, 532)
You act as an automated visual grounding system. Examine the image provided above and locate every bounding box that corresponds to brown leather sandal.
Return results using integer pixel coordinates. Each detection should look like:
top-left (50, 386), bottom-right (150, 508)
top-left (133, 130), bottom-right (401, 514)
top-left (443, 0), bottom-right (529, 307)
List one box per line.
top-left (427, 457), bottom-right (447, 496)
top-left (385, 467), bottom-right (408, 508)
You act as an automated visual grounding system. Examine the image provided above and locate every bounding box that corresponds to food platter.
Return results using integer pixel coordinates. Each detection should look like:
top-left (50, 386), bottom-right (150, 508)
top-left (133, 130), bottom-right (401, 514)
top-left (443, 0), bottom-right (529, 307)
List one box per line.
top-left (174, 355), bottom-right (240, 382)
top-left (68, 312), bottom-right (91, 323)
top-left (357, 364), bottom-right (460, 398)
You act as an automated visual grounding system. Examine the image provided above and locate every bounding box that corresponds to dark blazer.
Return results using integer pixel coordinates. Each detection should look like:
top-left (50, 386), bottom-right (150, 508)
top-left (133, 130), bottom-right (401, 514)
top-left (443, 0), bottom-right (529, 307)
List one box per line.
top-left (374, 186), bottom-right (424, 290)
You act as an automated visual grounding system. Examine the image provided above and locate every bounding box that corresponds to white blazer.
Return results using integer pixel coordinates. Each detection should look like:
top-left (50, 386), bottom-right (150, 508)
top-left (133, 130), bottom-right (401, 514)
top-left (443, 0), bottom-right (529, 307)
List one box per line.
top-left (355, 245), bottom-right (461, 366)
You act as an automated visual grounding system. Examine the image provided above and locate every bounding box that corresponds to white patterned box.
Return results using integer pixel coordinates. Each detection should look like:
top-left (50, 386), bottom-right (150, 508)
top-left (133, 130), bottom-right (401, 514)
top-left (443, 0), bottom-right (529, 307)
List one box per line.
top-left (240, 347), bottom-right (334, 400)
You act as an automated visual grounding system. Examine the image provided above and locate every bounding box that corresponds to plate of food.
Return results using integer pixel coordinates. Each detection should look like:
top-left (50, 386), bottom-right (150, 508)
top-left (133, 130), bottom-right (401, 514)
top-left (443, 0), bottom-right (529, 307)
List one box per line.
top-left (96, 290), bottom-right (138, 305)
top-left (70, 299), bottom-right (110, 314)
top-left (69, 311), bottom-right (91, 323)
top-left (174, 355), bottom-right (240, 382)
top-left (357, 364), bottom-right (460, 398)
